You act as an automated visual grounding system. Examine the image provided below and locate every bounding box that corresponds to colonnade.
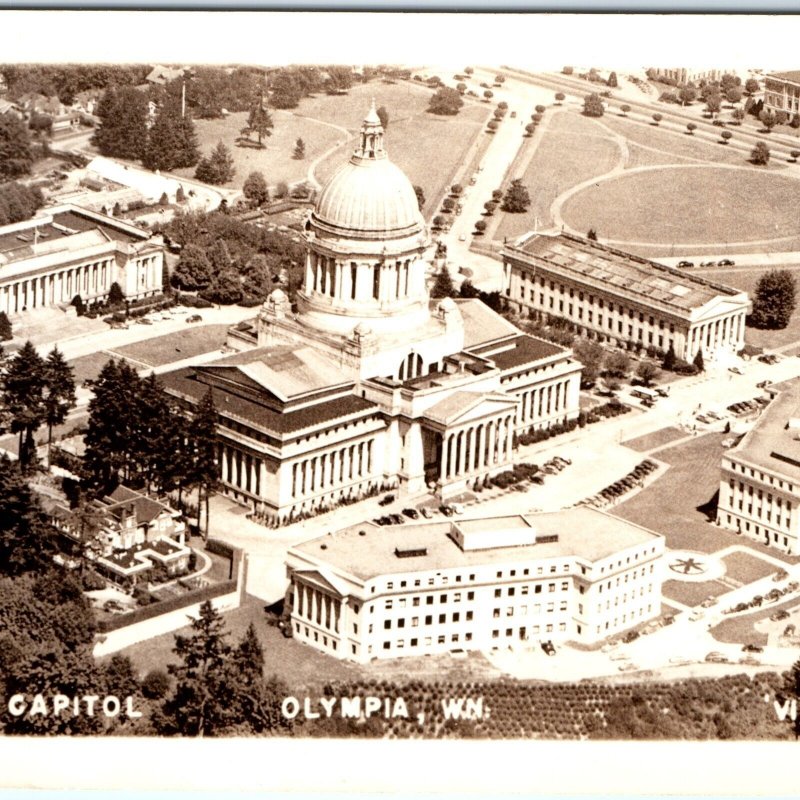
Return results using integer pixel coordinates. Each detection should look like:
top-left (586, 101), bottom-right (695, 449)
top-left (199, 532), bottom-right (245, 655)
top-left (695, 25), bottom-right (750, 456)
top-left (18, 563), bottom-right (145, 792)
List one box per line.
top-left (220, 444), bottom-right (265, 498)
top-left (291, 440), bottom-right (372, 500)
top-left (294, 580), bottom-right (341, 633)
top-left (688, 313), bottom-right (745, 359)
top-left (516, 378), bottom-right (571, 426)
top-left (305, 251), bottom-right (416, 304)
top-left (439, 414), bottom-right (514, 481)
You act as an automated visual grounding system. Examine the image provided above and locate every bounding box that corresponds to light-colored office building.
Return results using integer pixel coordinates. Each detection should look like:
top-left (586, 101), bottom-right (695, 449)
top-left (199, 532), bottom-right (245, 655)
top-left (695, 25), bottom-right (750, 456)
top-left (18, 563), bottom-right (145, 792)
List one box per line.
top-left (764, 72), bottom-right (800, 115)
top-left (717, 378), bottom-right (800, 554)
top-left (503, 231), bottom-right (750, 363)
top-left (285, 508), bottom-right (665, 663)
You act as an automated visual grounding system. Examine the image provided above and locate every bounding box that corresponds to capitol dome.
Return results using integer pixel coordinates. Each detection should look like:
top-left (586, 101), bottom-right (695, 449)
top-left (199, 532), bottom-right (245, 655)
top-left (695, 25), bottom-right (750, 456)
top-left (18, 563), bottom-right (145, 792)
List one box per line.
top-left (311, 102), bottom-right (424, 240)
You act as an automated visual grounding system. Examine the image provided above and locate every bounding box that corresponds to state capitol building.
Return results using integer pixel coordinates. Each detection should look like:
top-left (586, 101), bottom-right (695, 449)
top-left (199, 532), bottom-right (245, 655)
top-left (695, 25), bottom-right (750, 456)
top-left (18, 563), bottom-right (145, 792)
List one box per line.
top-left (163, 105), bottom-right (583, 525)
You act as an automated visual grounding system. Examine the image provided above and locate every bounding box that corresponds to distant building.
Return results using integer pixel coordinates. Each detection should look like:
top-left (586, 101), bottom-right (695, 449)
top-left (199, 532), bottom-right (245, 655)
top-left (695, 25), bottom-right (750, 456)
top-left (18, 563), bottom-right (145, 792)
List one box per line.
top-left (0, 204), bottom-right (164, 315)
top-left (85, 156), bottom-right (184, 205)
top-left (145, 65), bottom-right (187, 86)
top-left (502, 231), bottom-right (750, 363)
top-left (49, 485), bottom-right (190, 585)
top-left (16, 92), bottom-right (81, 135)
top-left (0, 98), bottom-right (24, 119)
top-left (717, 378), bottom-right (800, 554)
top-left (764, 72), bottom-right (800, 116)
top-left (285, 508), bottom-right (665, 662)
top-left (649, 68), bottom-right (730, 85)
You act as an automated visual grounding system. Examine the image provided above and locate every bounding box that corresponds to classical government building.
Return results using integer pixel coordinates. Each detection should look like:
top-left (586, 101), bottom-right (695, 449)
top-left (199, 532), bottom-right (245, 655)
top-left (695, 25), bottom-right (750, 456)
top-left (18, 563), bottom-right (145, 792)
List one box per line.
top-left (285, 508), bottom-right (665, 662)
top-left (763, 71), bottom-right (800, 116)
top-left (717, 378), bottom-right (800, 554)
top-left (502, 231), bottom-right (750, 363)
top-left (162, 105), bottom-right (582, 524)
top-left (0, 203), bottom-right (164, 314)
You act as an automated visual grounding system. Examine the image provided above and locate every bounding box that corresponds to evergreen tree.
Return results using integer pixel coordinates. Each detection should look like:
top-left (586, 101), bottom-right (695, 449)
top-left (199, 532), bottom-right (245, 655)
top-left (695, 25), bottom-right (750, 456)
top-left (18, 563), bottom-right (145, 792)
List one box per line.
top-left (208, 239), bottom-right (232, 273)
top-left (174, 108), bottom-right (200, 168)
top-left (190, 390), bottom-right (219, 539)
top-left (143, 100), bottom-right (185, 172)
top-left (693, 349), bottom-right (705, 372)
top-left (131, 373), bottom-right (172, 493)
top-left (0, 456), bottom-right (57, 577)
top-left (0, 115), bottom-right (33, 180)
top-left (202, 270), bottom-right (242, 305)
top-left (582, 93), bottom-right (605, 117)
top-left (376, 105), bottom-right (389, 129)
top-left (195, 141), bottom-right (235, 185)
top-left (751, 141), bottom-right (771, 165)
top-left (2, 340), bottom-right (46, 471)
top-left (162, 600), bottom-right (237, 736)
top-left (501, 178), bottom-right (531, 213)
top-left (243, 171), bottom-right (269, 206)
top-left (431, 265), bottom-right (456, 299)
top-left (293, 137), bottom-right (305, 160)
top-left (0, 311), bottom-right (12, 341)
top-left (108, 281), bottom-right (125, 306)
top-left (607, 71), bottom-right (618, 88)
top-left (68, 491), bottom-right (107, 579)
top-left (42, 347), bottom-right (76, 466)
top-left (662, 344), bottom-right (677, 371)
top-left (240, 94), bottom-right (273, 146)
top-left (751, 270), bottom-right (797, 329)
top-left (587, 229), bottom-right (598, 241)
top-left (172, 243), bottom-right (213, 290)
top-left (413, 185), bottom-right (425, 212)
top-left (269, 71), bottom-right (302, 109)
top-left (92, 86), bottom-right (149, 161)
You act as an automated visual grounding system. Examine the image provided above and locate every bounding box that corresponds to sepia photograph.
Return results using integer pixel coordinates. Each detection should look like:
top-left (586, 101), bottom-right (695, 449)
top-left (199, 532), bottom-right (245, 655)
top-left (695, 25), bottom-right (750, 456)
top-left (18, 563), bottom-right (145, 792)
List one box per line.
top-left (1, 8), bottom-right (800, 795)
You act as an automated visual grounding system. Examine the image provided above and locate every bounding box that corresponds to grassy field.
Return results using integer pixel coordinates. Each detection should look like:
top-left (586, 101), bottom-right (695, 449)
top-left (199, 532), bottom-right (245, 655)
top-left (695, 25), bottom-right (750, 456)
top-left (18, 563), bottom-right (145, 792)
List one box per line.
top-left (106, 324), bottom-right (231, 368)
top-left (561, 166), bottom-right (800, 247)
top-left (495, 111), bottom-right (621, 241)
top-left (662, 579), bottom-right (731, 608)
top-left (722, 551), bottom-right (780, 584)
top-left (312, 83), bottom-right (489, 222)
top-left (172, 110), bottom-right (342, 191)
top-left (622, 426), bottom-right (686, 453)
top-left (69, 350), bottom-right (116, 386)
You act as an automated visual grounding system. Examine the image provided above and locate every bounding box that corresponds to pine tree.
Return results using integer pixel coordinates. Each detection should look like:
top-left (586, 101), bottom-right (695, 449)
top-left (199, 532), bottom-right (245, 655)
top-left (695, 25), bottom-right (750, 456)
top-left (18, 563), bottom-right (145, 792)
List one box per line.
top-left (42, 346), bottom-right (76, 467)
top-left (751, 270), bottom-right (797, 329)
top-left (92, 86), bottom-right (149, 161)
top-left (662, 344), bottom-right (677, 371)
top-left (293, 137), bottom-right (305, 160)
top-left (190, 390), bottom-right (219, 540)
top-left (2, 340), bottom-right (46, 471)
top-left (693, 349), bottom-right (705, 372)
top-left (142, 101), bottom-right (184, 172)
top-left (241, 93), bottom-right (273, 146)
top-left (174, 109), bottom-right (200, 168)
top-left (194, 141), bottom-right (235, 185)
top-left (0, 115), bottom-right (33, 180)
top-left (431, 265), bottom-right (456, 299)
top-left (208, 239), bottom-right (232, 273)
top-left (131, 373), bottom-right (172, 493)
top-left (108, 281), bottom-right (125, 306)
top-left (68, 491), bottom-right (106, 578)
top-left (0, 311), bottom-right (12, 341)
top-left (501, 179), bottom-right (531, 213)
top-left (163, 600), bottom-right (237, 737)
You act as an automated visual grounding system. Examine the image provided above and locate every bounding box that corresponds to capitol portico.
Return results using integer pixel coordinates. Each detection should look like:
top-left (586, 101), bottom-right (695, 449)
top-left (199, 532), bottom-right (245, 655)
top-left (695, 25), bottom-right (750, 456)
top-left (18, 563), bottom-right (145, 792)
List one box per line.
top-left (164, 104), bottom-right (583, 524)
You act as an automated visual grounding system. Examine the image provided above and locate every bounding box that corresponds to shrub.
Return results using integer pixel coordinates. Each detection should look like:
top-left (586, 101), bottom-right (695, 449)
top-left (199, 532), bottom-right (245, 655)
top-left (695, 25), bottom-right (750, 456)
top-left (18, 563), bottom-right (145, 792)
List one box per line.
top-left (142, 669), bottom-right (171, 700)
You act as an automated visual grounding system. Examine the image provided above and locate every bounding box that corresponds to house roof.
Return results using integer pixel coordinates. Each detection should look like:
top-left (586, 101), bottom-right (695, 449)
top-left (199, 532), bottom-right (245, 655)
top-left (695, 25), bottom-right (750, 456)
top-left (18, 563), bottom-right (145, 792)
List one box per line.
top-left (104, 485), bottom-right (172, 525)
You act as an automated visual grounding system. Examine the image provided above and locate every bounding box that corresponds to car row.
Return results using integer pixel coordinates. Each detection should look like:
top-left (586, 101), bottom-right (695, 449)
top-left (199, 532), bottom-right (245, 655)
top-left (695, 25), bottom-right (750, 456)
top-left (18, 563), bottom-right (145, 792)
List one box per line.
top-left (676, 258), bottom-right (734, 269)
top-left (727, 398), bottom-right (765, 416)
top-left (758, 354), bottom-right (779, 365)
top-left (373, 502), bottom-right (463, 526)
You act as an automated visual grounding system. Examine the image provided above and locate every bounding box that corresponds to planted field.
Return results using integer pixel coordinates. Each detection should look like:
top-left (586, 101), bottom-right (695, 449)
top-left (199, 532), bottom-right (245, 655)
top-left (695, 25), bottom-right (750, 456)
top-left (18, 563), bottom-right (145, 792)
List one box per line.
top-left (106, 324), bottom-right (230, 368)
top-left (495, 111), bottom-right (621, 241)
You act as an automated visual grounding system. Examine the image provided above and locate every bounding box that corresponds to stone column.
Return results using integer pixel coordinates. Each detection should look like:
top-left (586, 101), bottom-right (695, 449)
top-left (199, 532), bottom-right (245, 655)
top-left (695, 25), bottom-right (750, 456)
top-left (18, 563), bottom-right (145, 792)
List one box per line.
top-left (250, 458), bottom-right (258, 495)
top-left (506, 415), bottom-right (514, 460)
top-left (343, 446), bottom-right (351, 483)
top-left (478, 424), bottom-right (487, 469)
top-left (488, 422), bottom-right (497, 466)
top-left (457, 429), bottom-right (467, 476)
top-left (439, 434), bottom-right (449, 480)
top-left (323, 451), bottom-right (333, 488)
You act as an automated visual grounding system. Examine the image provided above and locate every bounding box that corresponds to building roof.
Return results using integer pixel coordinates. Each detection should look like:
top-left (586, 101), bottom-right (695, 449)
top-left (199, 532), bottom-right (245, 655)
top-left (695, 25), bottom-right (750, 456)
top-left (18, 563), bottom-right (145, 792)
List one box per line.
top-left (767, 71), bottom-right (800, 84)
top-left (292, 508), bottom-right (663, 581)
top-left (469, 333), bottom-right (566, 371)
top-left (162, 365), bottom-right (378, 437)
top-left (86, 156), bottom-right (182, 202)
top-left (730, 377), bottom-right (800, 482)
top-left (104, 485), bottom-right (174, 525)
top-left (457, 298), bottom-right (520, 348)
top-left (508, 232), bottom-right (744, 315)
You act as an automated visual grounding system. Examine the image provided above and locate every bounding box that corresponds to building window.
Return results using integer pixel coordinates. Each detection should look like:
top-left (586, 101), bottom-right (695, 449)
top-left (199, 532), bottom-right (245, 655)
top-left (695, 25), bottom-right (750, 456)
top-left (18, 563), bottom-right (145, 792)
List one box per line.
top-left (466, 611), bottom-right (474, 621)
top-left (384, 620), bottom-right (391, 629)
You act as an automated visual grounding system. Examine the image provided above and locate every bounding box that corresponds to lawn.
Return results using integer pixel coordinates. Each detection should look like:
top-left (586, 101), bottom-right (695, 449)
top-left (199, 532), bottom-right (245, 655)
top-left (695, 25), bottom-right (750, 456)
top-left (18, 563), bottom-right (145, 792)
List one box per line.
top-left (662, 579), bottom-right (731, 608)
top-left (69, 350), bottom-right (116, 386)
top-left (171, 110), bottom-right (342, 191)
top-left (612, 432), bottom-right (800, 564)
top-left (722, 551), bottom-right (780, 584)
top-left (312, 83), bottom-right (489, 223)
top-left (106, 324), bottom-right (230, 368)
top-left (623, 426), bottom-right (686, 453)
top-left (560, 166), bottom-right (800, 247)
top-left (495, 111), bottom-right (621, 241)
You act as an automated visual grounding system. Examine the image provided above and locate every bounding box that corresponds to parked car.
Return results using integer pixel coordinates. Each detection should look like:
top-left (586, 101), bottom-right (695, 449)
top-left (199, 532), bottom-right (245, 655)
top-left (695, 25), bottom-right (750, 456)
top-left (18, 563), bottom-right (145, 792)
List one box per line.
top-left (738, 655), bottom-right (761, 666)
top-left (402, 508), bottom-right (419, 520)
top-left (136, 317), bottom-right (153, 325)
top-left (378, 494), bottom-right (395, 506)
top-left (655, 387), bottom-right (670, 397)
top-left (642, 398), bottom-right (656, 408)
top-left (700, 597), bottom-right (718, 608)
top-left (109, 321), bottom-right (128, 329)
top-left (439, 505), bottom-right (455, 517)
top-left (389, 513), bottom-right (405, 525)
top-left (677, 260), bottom-right (694, 268)
top-left (758, 354), bottom-right (778, 365)
top-left (728, 366), bottom-right (744, 375)
top-left (742, 643), bottom-right (764, 653)
top-left (617, 662), bottom-right (638, 672)
top-left (186, 314), bottom-right (202, 323)
top-left (540, 640), bottom-right (556, 656)
top-left (420, 507), bottom-right (434, 519)
top-left (718, 258), bottom-right (735, 266)
top-left (705, 652), bottom-right (728, 663)
top-left (696, 414), bottom-right (712, 424)
top-left (669, 656), bottom-right (692, 666)
top-left (770, 609), bottom-right (790, 621)
top-left (700, 261), bottom-right (717, 267)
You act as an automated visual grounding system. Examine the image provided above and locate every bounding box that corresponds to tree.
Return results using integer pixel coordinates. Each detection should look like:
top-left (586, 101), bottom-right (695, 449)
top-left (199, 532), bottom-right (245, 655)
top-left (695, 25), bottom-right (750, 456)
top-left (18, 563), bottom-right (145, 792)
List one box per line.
top-left (652, 113), bottom-right (662, 126)
top-left (240, 93), bottom-right (273, 146)
top-left (0, 456), bottom-right (57, 576)
top-left (583, 93), bottom-right (604, 117)
top-left (474, 220), bottom-right (487, 234)
top-left (195, 141), bottom-right (235, 185)
top-left (413, 185), bottom-right (425, 212)
top-left (42, 347), bottom-right (76, 466)
top-left (376, 105), bottom-right (389, 129)
top-left (293, 137), bottom-right (305, 160)
top-left (726, 86), bottom-right (743, 104)
top-left (587, 228), bottom-right (597, 240)
top-left (172, 243), bottom-right (213, 290)
top-left (68, 491), bottom-right (107, 578)
top-left (720, 130), bottom-right (733, 144)
top-left (483, 90), bottom-right (493, 102)
top-left (751, 270), bottom-right (797, 329)
top-left (108, 281), bottom-right (124, 306)
top-left (721, 73), bottom-right (740, 92)
top-left (92, 86), bottom-right (148, 161)
top-left (484, 201), bottom-right (497, 215)
top-left (190, 390), bottom-right (219, 539)
top-left (525, 122), bottom-right (536, 137)
top-left (442, 197), bottom-right (455, 213)
top-left (572, 339), bottom-right (605, 387)
top-left (636, 362), bottom-right (660, 387)
top-left (428, 87), bottom-right (464, 116)
top-left (662, 344), bottom-right (677, 371)
top-left (269, 71), bottom-right (302, 110)
top-left (686, 122), bottom-right (697, 135)
top-left (162, 601), bottom-right (236, 736)
top-left (693, 349), bottom-right (705, 372)
top-left (679, 85), bottom-right (697, 105)
top-left (745, 77), bottom-right (760, 95)
top-left (759, 108), bottom-right (777, 132)
top-left (791, 150), bottom-right (800, 163)
top-left (792, 114), bottom-right (800, 130)
top-left (0, 115), bottom-right (33, 180)
top-left (431, 265), bottom-right (456, 299)
top-left (202, 270), bottom-right (242, 305)
top-left (501, 178), bottom-right (531, 213)
top-left (706, 95), bottom-right (722, 117)
top-left (243, 171), bottom-right (269, 206)
top-left (3, 340), bottom-right (46, 470)
top-left (143, 98), bottom-right (197, 172)
top-left (486, 120), bottom-right (499, 133)
top-left (605, 351), bottom-right (631, 378)
top-left (751, 141), bottom-right (771, 165)
top-left (607, 71), bottom-right (618, 88)
top-left (555, 92), bottom-right (565, 104)
top-left (0, 311), bottom-right (12, 341)
top-left (208, 239), bottom-right (232, 273)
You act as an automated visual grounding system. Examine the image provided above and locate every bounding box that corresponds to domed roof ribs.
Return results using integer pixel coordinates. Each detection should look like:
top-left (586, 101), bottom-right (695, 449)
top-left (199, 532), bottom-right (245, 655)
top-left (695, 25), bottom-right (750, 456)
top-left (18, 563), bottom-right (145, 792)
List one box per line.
top-left (353, 101), bottom-right (386, 163)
